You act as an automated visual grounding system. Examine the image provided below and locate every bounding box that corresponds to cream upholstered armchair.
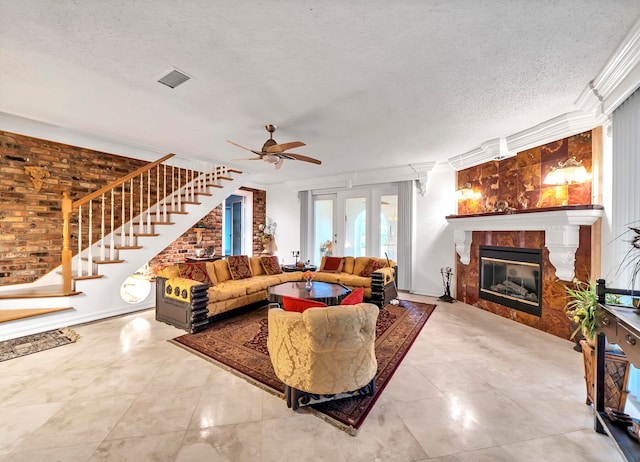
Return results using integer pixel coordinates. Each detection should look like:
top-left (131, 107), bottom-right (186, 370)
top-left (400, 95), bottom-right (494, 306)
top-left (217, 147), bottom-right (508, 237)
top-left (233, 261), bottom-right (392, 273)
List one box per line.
top-left (267, 303), bottom-right (379, 410)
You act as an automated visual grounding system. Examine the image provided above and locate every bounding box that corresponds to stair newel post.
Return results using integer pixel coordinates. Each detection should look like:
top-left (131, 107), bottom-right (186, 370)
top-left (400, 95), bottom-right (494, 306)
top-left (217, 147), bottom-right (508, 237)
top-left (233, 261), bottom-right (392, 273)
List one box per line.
top-left (121, 182), bottom-right (126, 248)
top-left (87, 199), bottom-right (93, 276)
top-left (110, 188), bottom-right (115, 261)
top-left (77, 205), bottom-right (83, 277)
top-left (129, 178), bottom-right (134, 246)
top-left (146, 169), bottom-right (152, 234)
top-left (100, 193), bottom-right (106, 262)
top-left (162, 164), bottom-right (167, 219)
top-left (156, 165), bottom-right (161, 223)
top-left (61, 191), bottom-right (73, 293)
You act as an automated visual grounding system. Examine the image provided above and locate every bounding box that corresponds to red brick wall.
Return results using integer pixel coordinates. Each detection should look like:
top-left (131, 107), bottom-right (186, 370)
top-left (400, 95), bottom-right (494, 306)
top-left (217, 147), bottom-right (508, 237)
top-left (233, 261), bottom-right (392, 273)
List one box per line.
top-left (0, 130), bottom-right (266, 285)
top-left (149, 187), bottom-right (266, 266)
top-left (0, 130), bottom-right (149, 285)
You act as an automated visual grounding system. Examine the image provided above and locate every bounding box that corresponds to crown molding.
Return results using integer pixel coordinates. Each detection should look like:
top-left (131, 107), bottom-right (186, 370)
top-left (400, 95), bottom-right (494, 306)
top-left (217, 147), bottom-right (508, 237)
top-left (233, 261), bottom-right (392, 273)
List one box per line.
top-left (284, 162), bottom-right (436, 191)
top-left (448, 17), bottom-right (640, 172)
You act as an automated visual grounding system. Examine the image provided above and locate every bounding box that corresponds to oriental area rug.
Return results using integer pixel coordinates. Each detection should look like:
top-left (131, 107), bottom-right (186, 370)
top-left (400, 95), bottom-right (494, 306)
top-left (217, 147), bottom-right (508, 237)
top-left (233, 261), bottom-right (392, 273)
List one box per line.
top-left (171, 300), bottom-right (435, 435)
top-left (0, 327), bottom-right (80, 362)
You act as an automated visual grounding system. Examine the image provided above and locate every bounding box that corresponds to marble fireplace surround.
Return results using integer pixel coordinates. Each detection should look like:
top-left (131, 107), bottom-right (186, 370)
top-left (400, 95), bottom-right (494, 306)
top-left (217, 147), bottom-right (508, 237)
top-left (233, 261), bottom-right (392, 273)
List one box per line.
top-left (446, 205), bottom-right (603, 282)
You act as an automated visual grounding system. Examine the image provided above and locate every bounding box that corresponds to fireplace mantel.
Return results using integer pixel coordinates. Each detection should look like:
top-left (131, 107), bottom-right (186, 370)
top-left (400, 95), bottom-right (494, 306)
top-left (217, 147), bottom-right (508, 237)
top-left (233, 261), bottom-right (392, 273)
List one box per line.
top-left (446, 205), bottom-right (604, 281)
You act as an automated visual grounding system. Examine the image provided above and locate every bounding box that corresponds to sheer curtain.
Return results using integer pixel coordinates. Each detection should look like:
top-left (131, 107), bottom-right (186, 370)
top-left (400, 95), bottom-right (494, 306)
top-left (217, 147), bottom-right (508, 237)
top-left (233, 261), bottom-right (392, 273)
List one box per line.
top-left (298, 190), bottom-right (312, 263)
top-left (611, 87), bottom-right (640, 290)
top-left (397, 180), bottom-right (413, 291)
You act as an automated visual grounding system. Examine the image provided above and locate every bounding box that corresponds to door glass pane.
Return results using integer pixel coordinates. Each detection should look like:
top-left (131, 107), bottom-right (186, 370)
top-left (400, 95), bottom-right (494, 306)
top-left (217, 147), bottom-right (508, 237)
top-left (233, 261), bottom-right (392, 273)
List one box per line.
top-left (314, 198), bottom-right (334, 264)
top-left (232, 201), bottom-right (242, 255)
top-left (345, 197), bottom-right (366, 257)
top-left (380, 194), bottom-right (398, 262)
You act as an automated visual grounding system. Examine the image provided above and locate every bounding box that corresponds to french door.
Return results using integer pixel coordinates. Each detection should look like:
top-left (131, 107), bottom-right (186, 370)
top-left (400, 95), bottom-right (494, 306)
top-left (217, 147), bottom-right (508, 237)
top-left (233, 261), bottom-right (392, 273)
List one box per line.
top-left (311, 187), bottom-right (397, 265)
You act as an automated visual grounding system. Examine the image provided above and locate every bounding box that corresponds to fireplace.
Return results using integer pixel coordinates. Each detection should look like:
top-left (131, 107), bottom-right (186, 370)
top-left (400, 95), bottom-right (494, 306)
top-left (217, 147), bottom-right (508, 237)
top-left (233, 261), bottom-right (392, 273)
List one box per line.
top-left (479, 246), bottom-right (542, 317)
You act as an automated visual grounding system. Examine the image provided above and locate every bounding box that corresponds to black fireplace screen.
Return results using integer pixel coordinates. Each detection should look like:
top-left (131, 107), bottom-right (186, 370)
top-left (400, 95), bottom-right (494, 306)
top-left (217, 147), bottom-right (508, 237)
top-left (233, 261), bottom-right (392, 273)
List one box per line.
top-left (479, 246), bottom-right (542, 317)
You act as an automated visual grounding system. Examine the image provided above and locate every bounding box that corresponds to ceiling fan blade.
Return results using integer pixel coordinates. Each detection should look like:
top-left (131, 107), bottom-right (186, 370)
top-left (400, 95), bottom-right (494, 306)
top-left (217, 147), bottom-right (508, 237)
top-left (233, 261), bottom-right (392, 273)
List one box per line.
top-left (279, 152), bottom-right (322, 165)
top-left (274, 158), bottom-right (285, 170)
top-left (227, 140), bottom-right (263, 155)
top-left (231, 157), bottom-right (262, 161)
top-left (264, 141), bottom-right (306, 153)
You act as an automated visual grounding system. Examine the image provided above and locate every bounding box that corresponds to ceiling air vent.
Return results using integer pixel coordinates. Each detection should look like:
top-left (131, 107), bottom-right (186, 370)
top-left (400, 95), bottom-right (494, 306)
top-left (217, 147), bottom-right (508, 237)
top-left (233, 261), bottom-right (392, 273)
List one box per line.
top-left (157, 68), bottom-right (191, 89)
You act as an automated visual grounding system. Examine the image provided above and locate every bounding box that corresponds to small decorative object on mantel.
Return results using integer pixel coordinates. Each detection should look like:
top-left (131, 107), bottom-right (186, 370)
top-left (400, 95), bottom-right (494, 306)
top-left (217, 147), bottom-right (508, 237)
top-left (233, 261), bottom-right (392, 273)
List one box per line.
top-left (439, 267), bottom-right (455, 303)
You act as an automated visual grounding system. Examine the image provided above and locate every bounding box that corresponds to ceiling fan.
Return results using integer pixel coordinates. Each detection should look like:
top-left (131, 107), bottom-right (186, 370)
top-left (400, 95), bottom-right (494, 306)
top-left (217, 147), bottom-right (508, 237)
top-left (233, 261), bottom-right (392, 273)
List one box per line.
top-left (228, 124), bottom-right (321, 170)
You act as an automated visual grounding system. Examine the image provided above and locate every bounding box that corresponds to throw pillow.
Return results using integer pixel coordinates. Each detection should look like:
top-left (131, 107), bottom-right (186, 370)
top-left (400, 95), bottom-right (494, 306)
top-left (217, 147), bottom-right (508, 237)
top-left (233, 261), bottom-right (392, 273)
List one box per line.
top-left (260, 256), bottom-right (283, 275)
top-left (360, 259), bottom-right (384, 278)
top-left (227, 255), bottom-right (253, 280)
top-left (178, 263), bottom-right (213, 285)
top-left (320, 256), bottom-right (344, 273)
top-left (281, 296), bottom-right (327, 313)
top-left (340, 287), bottom-right (364, 305)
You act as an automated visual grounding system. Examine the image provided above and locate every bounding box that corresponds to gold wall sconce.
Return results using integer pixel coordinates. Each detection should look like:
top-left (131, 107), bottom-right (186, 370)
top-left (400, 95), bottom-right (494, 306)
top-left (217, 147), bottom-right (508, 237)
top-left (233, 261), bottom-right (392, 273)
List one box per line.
top-left (543, 157), bottom-right (590, 185)
top-left (456, 183), bottom-right (481, 200)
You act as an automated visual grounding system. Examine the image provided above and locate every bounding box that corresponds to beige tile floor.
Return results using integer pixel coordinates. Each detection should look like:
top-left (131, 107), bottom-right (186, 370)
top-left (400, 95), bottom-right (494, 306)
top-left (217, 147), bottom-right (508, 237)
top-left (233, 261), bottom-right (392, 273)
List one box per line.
top-left (0, 294), bottom-right (624, 461)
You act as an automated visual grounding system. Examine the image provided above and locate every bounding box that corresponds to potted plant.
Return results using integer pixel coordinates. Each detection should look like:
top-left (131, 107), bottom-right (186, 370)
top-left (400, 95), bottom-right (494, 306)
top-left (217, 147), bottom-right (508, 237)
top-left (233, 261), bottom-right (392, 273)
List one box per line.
top-left (564, 278), bottom-right (598, 345)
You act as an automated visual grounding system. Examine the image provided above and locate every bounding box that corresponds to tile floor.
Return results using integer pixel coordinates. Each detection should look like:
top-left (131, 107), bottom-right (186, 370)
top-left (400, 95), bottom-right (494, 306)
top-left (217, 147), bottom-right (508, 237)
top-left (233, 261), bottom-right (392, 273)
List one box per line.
top-left (0, 294), bottom-right (624, 461)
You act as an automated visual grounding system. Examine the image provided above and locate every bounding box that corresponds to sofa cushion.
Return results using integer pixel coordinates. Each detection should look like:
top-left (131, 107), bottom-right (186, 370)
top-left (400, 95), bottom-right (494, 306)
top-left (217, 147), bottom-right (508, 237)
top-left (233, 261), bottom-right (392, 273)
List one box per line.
top-left (261, 256), bottom-right (283, 275)
top-left (342, 256), bottom-right (355, 274)
top-left (340, 287), bottom-right (364, 305)
top-left (228, 255), bottom-right (253, 280)
top-left (178, 262), bottom-right (213, 285)
top-left (157, 265), bottom-right (180, 279)
top-left (204, 262), bottom-right (218, 285)
top-left (353, 257), bottom-right (371, 277)
top-left (337, 273), bottom-right (371, 288)
top-left (213, 259), bottom-right (232, 283)
top-left (360, 259), bottom-right (384, 277)
top-left (207, 281), bottom-right (248, 302)
top-left (319, 256), bottom-right (344, 273)
top-left (282, 296), bottom-right (327, 313)
top-left (249, 256), bottom-right (265, 277)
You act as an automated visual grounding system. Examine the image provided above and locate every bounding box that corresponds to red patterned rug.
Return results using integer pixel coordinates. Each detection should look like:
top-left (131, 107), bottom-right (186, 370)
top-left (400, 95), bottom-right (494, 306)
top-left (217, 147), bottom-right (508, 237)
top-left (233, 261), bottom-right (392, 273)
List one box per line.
top-left (171, 300), bottom-right (435, 434)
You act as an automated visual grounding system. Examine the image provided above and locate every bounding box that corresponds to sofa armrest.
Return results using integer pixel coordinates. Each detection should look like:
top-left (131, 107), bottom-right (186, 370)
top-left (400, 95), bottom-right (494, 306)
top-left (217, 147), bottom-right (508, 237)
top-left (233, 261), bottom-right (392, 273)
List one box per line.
top-left (370, 265), bottom-right (398, 308)
top-left (155, 276), bottom-right (209, 333)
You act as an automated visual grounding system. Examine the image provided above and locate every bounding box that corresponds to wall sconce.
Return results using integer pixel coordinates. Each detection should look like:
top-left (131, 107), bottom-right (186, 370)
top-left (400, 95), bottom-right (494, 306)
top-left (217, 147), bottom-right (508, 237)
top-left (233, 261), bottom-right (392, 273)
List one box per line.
top-left (456, 183), bottom-right (481, 200)
top-left (543, 157), bottom-right (590, 185)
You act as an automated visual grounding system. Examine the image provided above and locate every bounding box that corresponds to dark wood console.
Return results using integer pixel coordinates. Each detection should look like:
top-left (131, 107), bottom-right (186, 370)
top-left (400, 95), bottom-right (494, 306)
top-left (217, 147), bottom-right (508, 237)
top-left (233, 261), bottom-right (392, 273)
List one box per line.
top-left (594, 279), bottom-right (640, 461)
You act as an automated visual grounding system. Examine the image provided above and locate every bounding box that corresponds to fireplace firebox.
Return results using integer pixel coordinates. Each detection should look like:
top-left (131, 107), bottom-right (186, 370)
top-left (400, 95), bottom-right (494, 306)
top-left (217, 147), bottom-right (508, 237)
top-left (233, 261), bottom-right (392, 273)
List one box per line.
top-left (479, 246), bottom-right (542, 317)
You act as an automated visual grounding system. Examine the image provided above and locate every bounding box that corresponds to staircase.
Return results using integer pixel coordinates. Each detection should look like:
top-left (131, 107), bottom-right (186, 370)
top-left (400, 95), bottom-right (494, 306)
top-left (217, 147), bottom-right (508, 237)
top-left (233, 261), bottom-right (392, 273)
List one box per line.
top-left (0, 154), bottom-right (248, 341)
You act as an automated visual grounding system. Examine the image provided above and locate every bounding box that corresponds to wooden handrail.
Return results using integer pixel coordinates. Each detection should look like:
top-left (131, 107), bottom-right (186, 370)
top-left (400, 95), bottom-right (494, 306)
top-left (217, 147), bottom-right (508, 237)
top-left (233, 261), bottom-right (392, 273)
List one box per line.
top-left (73, 153), bottom-right (175, 208)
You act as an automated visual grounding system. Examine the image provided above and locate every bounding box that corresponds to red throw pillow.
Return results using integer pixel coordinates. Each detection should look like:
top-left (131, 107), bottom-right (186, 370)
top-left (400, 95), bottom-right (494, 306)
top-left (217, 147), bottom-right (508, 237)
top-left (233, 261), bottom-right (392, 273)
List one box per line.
top-left (320, 256), bottom-right (344, 273)
top-left (281, 296), bottom-right (327, 313)
top-left (178, 263), bottom-right (213, 285)
top-left (227, 255), bottom-right (253, 280)
top-left (260, 256), bottom-right (283, 275)
top-left (359, 259), bottom-right (384, 277)
top-left (340, 288), bottom-right (364, 305)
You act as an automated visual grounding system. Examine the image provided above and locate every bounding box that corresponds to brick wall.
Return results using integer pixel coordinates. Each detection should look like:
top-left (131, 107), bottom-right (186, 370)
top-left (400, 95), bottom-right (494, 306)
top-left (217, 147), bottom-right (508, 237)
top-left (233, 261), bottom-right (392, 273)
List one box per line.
top-left (0, 130), bottom-right (266, 285)
top-left (148, 187), bottom-right (266, 266)
top-left (0, 130), bottom-right (149, 285)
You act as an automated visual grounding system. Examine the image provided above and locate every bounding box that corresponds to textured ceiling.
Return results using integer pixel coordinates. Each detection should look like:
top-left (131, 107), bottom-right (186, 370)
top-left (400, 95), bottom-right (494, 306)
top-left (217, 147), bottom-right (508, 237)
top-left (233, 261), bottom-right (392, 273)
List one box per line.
top-left (1, 1), bottom-right (639, 184)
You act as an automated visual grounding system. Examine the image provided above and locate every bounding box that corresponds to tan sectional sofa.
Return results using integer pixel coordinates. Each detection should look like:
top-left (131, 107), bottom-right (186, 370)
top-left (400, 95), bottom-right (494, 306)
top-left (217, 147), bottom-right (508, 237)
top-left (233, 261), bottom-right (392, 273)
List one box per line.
top-left (155, 255), bottom-right (397, 333)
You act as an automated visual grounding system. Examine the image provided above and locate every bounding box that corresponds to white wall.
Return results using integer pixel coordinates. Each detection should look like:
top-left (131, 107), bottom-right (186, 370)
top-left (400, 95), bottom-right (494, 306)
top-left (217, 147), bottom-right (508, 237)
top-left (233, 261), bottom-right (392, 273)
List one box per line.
top-left (264, 184), bottom-right (301, 266)
top-left (410, 162), bottom-right (456, 297)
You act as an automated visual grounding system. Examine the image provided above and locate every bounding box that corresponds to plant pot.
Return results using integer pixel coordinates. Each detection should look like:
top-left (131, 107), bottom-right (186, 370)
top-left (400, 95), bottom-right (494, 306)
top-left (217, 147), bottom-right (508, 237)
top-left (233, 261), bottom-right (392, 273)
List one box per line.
top-left (582, 327), bottom-right (596, 347)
